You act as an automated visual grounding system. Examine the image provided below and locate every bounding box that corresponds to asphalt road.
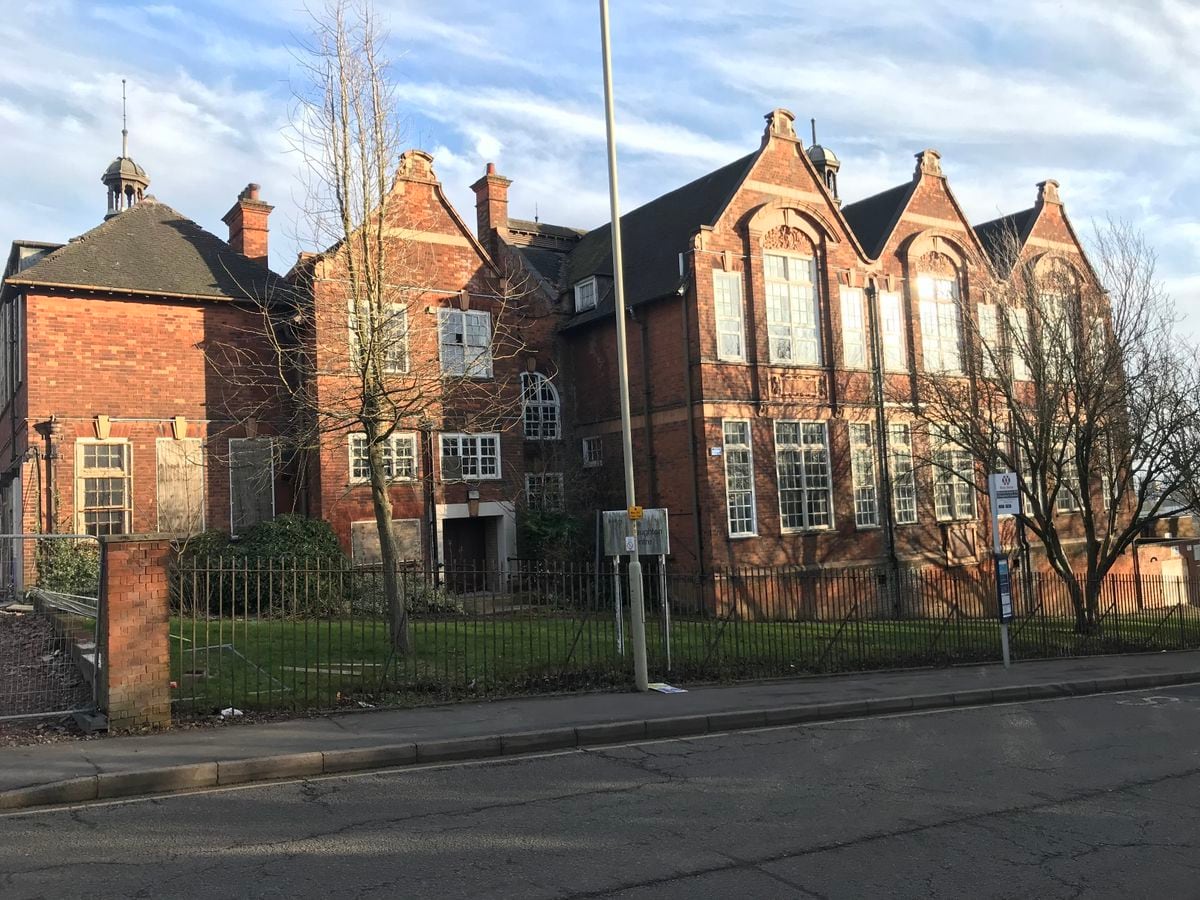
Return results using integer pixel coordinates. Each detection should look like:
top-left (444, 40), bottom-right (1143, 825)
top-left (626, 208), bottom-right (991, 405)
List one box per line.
top-left (5, 686), bottom-right (1200, 899)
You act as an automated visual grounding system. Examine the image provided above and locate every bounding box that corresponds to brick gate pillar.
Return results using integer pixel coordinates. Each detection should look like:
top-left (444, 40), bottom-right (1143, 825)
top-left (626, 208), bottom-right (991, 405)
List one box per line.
top-left (98, 535), bottom-right (174, 730)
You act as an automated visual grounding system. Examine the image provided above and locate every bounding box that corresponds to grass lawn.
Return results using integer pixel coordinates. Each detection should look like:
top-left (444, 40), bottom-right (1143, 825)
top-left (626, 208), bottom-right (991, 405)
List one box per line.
top-left (169, 603), bottom-right (1200, 714)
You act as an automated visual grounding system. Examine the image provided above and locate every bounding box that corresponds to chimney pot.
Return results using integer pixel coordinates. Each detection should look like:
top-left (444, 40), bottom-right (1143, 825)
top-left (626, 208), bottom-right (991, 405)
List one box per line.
top-left (486, 162), bottom-right (496, 175)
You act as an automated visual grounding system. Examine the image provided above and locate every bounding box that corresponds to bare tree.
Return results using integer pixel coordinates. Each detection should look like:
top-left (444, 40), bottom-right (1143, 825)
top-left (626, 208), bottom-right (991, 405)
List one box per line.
top-left (905, 220), bottom-right (1200, 632)
top-left (216, 0), bottom-right (531, 653)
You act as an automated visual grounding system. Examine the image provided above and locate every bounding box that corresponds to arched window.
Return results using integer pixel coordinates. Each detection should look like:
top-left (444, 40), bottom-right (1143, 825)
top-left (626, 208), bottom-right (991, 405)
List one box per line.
top-left (521, 372), bottom-right (560, 440)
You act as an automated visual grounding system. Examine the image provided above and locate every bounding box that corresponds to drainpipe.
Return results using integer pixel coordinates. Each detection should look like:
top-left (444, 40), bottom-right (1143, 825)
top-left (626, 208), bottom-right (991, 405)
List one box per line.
top-left (419, 419), bottom-right (437, 583)
top-left (866, 284), bottom-right (900, 606)
top-left (678, 252), bottom-right (706, 575)
top-left (33, 418), bottom-right (59, 534)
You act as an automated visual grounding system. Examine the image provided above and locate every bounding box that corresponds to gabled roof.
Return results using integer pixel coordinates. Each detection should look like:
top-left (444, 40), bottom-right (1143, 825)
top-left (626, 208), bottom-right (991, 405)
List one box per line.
top-left (562, 151), bottom-right (759, 327)
top-left (840, 182), bottom-right (915, 260)
top-left (5, 199), bottom-right (276, 301)
top-left (974, 207), bottom-right (1038, 269)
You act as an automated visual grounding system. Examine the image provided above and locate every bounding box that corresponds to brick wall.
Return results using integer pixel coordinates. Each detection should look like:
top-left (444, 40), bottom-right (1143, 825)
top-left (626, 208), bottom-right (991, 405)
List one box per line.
top-left (98, 535), bottom-right (173, 730)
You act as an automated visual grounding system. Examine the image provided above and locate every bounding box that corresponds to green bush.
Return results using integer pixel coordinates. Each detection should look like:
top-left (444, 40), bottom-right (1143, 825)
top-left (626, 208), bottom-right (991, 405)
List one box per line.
top-left (34, 539), bottom-right (100, 597)
top-left (519, 509), bottom-right (586, 563)
top-left (173, 517), bottom-right (347, 616)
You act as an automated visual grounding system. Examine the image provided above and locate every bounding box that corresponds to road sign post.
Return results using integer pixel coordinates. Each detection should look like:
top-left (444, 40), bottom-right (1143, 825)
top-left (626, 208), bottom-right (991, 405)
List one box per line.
top-left (987, 472), bottom-right (1021, 668)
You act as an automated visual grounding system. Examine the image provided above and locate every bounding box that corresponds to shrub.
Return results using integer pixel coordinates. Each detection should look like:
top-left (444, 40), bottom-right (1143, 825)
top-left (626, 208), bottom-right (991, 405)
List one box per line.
top-left (34, 539), bottom-right (100, 598)
top-left (172, 517), bottom-right (347, 616)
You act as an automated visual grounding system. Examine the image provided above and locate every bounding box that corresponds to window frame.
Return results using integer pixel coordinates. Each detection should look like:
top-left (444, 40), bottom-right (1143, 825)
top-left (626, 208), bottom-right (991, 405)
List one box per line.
top-left (521, 372), bottom-right (561, 441)
top-left (155, 436), bottom-right (206, 534)
top-left (437, 308), bottom-right (494, 378)
top-left (348, 432), bottom-right (418, 484)
top-left (878, 290), bottom-right (907, 372)
top-left (722, 419), bottom-right (757, 537)
top-left (774, 420), bottom-right (834, 533)
top-left (888, 423), bottom-right (918, 525)
top-left (75, 438), bottom-right (133, 537)
top-left (848, 423), bottom-right (880, 529)
top-left (931, 425), bottom-right (977, 522)
top-left (439, 433), bottom-right (501, 482)
top-left (763, 252), bottom-right (821, 366)
top-left (976, 302), bottom-right (999, 378)
top-left (348, 300), bottom-right (409, 375)
top-left (582, 436), bottom-right (603, 468)
top-left (574, 277), bottom-right (598, 313)
top-left (524, 472), bottom-right (565, 512)
top-left (229, 437), bottom-right (276, 536)
top-left (917, 274), bottom-right (963, 374)
top-left (712, 270), bottom-right (746, 362)
top-left (840, 286), bottom-right (868, 370)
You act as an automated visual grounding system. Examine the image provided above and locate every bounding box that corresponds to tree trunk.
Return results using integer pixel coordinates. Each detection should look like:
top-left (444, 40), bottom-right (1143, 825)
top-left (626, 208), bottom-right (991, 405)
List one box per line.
top-left (366, 427), bottom-right (410, 655)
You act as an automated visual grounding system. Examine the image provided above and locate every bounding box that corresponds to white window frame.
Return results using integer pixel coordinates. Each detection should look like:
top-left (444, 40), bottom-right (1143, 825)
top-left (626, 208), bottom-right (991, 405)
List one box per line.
top-left (439, 433), bottom-right (501, 481)
top-left (1054, 426), bottom-right (1082, 513)
top-left (722, 419), bottom-right (757, 537)
top-left (229, 437), bottom-right (276, 536)
top-left (774, 421), bottom-right (833, 533)
top-left (879, 290), bottom-right (906, 372)
top-left (713, 271), bottom-right (746, 361)
top-left (349, 433), bottom-right (417, 484)
top-left (76, 438), bottom-right (133, 537)
top-left (438, 308), bottom-right (493, 378)
top-left (931, 425), bottom-right (976, 522)
top-left (582, 436), bottom-right (603, 468)
top-left (521, 372), bottom-right (561, 441)
top-left (917, 274), bottom-right (962, 373)
top-left (524, 473), bottom-right (565, 512)
top-left (888, 423), bottom-right (918, 525)
top-left (349, 300), bottom-right (409, 375)
top-left (976, 302), bottom-right (999, 378)
top-left (848, 423), bottom-right (879, 528)
top-left (764, 253), bottom-right (821, 366)
top-left (1007, 307), bottom-right (1031, 381)
top-left (840, 287), bottom-right (867, 369)
top-left (574, 277), bottom-right (597, 313)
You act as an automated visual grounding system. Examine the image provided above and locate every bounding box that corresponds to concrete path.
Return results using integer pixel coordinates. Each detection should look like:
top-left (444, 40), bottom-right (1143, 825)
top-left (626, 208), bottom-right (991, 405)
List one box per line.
top-left (3, 650), bottom-right (1200, 810)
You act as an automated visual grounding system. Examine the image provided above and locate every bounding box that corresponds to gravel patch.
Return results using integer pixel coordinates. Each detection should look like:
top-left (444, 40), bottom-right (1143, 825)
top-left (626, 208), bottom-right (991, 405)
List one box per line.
top-left (0, 611), bottom-right (91, 720)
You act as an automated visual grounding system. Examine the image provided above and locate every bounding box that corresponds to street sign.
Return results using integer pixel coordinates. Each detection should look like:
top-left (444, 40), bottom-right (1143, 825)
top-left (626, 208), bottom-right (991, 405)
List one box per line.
top-left (988, 472), bottom-right (1021, 517)
top-left (603, 508), bottom-right (669, 556)
top-left (628, 505), bottom-right (643, 521)
top-left (995, 555), bottom-right (1014, 622)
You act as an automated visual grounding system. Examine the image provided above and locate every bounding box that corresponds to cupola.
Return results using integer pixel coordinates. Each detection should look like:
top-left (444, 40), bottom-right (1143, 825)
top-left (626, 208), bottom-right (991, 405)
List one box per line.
top-left (101, 80), bottom-right (150, 219)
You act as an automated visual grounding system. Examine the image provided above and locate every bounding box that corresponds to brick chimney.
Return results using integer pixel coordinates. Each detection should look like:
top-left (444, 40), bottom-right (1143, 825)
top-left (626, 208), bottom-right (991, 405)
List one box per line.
top-left (470, 163), bottom-right (511, 251)
top-left (222, 183), bottom-right (273, 267)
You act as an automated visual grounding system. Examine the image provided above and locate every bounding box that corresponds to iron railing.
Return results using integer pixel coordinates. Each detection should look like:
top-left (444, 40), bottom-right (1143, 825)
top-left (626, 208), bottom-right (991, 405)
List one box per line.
top-left (168, 557), bottom-right (1200, 716)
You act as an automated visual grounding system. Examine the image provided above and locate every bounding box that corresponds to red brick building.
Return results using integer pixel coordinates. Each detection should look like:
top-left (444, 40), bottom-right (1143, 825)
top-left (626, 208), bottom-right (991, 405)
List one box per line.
top-left (288, 150), bottom-right (559, 572)
top-left (0, 106), bottom-right (1116, 586)
top-left (476, 108), bottom-right (1110, 576)
top-left (0, 146), bottom-right (282, 590)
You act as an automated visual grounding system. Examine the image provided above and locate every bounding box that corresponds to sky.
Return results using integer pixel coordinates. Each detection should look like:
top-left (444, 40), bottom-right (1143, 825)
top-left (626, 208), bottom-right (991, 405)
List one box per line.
top-left (3, 0), bottom-right (1198, 330)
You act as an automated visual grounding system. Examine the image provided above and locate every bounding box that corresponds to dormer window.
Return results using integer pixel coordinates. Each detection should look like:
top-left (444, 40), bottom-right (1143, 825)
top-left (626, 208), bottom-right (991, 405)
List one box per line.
top-left (574, 277), bottom-right (597, 313)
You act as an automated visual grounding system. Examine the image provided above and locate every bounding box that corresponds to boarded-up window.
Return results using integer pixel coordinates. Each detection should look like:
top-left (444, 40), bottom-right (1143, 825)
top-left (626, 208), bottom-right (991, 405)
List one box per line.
top-left (351, 519), bottom-right (421, 566)
top-left (229, 438), bottom-right (275, 535)
top-left (156, 438), bottom-right (205, 534)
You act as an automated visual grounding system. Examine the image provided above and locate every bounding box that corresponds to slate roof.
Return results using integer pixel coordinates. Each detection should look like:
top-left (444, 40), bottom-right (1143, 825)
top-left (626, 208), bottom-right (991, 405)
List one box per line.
top-left (562, 150), bottom-right (760, 328)
top-left (974, 207), bottom-right (1038, 269)
top-left (5, 199), bottom-right (277, 301)
top-left (839, 181), bottom-right (915, 259)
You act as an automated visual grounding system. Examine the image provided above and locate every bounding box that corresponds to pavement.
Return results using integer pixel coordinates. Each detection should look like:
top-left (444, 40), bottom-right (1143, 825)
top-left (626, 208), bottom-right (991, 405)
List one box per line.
top-left (7, 678), bottom-right (1200, 897)
top-left (3, 650), bottom-right (1200, 811)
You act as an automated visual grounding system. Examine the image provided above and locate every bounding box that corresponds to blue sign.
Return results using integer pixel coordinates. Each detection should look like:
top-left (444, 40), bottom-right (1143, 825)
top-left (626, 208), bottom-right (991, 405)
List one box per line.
top-left (995, 556), bottom-right (1014, 622)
